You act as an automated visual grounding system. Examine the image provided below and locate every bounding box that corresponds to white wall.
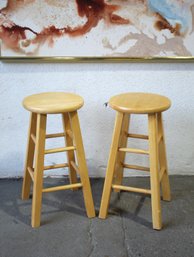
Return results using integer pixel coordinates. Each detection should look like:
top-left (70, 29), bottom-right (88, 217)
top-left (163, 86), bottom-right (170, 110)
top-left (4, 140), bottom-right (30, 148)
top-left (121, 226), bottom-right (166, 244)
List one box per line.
top-left (0, 62), bottom-right (194, 178)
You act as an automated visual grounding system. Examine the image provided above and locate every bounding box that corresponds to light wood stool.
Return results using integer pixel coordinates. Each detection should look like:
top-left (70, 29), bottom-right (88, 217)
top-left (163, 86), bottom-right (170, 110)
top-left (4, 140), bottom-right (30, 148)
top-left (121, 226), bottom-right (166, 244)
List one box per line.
top-left (22, 92), bottom-right (95, 227)
top-left (99, 93), bottom-right (171, 230)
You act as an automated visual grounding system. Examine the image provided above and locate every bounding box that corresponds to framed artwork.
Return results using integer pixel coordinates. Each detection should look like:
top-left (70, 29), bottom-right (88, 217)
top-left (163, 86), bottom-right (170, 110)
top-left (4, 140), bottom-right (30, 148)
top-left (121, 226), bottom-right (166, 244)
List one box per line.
top-left (0, 0), bottom-right (194, 62)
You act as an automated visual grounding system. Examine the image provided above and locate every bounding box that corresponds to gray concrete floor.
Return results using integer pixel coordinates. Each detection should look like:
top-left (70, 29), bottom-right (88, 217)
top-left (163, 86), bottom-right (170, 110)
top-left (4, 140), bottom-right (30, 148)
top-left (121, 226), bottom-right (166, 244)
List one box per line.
top-left (0, 176), bottom-right (194, 257)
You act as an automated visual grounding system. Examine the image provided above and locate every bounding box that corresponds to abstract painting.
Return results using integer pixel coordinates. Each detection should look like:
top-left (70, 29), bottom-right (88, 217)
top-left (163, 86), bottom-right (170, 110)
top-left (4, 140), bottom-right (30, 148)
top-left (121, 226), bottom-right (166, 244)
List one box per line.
top-left (0, 0), bottom-right (194, 59)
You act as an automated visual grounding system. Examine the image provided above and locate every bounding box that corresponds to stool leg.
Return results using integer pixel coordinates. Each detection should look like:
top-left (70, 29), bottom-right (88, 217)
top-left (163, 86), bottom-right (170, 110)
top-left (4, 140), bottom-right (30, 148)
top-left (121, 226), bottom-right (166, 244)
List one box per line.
top-left (113, 114), bottom-right (130, 192)
top-left (99, 112), bottom-right (124, 219)
top-left (62, 113), bottom-right (78, 188)
top-left (32, 114), bottom-right (47, 228)
top-left (22, 113), bottom-right (37, 200)
top-left (157, 113), bottom-right (171, 201)
top-left (148, 113), bottom-right (162, 230)
top-left (69, 111), bottom-right (95, 218)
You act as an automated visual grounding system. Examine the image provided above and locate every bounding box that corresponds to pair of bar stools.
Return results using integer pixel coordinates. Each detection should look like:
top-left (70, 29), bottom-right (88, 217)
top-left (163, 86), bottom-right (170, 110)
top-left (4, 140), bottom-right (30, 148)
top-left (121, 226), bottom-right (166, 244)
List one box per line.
top-left (22, 92), bottom-right (171, 230)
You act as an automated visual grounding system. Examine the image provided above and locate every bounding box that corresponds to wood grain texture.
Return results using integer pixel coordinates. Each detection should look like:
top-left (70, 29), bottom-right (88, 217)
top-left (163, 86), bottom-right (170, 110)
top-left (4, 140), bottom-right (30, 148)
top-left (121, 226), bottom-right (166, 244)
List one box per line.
top-left (23, 92), bottom-right (84, 114)
top-left (70, 111), bottom-right (96, 218)
top-left (62, 113), bottom-right (78, 187)
top-left (99, 112), bottom-right (124, 219)
top-left (148, 113), bottom-right (162, 230)
top-left (31, 114), bottom-right (47, 228)
top-left (157, 113), bottom-right (171, 201)
top-left (22, 112), bottom-right (37, 200)
top-left (109, 93), bottom-right (171, 114)
top-left (113, 113), bottom-right (130, 192)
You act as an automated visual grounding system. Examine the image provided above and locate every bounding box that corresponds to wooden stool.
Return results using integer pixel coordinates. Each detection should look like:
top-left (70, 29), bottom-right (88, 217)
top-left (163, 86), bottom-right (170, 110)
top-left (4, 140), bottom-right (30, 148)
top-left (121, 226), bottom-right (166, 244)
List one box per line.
top-left (22, 92), bottom-right (95, 227)
top-left (99, 93), bottom-right (171, 230)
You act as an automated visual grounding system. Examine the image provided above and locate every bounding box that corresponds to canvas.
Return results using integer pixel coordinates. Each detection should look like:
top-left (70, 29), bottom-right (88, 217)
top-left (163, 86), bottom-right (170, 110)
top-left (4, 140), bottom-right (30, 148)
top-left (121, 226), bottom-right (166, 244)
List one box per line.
top-left (0, 0), bottom-right (194, 59)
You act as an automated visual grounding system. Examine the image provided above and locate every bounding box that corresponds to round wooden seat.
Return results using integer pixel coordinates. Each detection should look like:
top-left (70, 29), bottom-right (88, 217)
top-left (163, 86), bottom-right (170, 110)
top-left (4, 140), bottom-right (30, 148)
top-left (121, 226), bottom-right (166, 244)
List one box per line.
top-left (109, 93), bottom-right (171, 114)
top-left (23, 92), bottom-right (84, 114)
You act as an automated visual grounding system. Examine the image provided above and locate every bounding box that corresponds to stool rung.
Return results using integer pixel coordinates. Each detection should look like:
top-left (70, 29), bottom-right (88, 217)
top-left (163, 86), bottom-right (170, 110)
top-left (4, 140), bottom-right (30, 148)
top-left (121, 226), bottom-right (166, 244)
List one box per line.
top-left (31, 134), bottom-right (36, 143)
top-left (42, 183), bottom-right (82, 193)
top-left (158, 134), bottom-right (163, 144)
top-left (123, 163), bottom-right (150, 172)
top-left (66, 129), bottom-right (73, 140)
top-left (112, 184), bottom-right (151, 195)
top-left (27, 167), bottom-right (34, 181)
top-left (119, 147), bottom-right (149, 155)
top-left (45, 146), bottom-right (76, 154)
top-left (159, 167), bottom-right (166, 181)
top-left (44, 163), bottom-right (69, 170)
top-left (46, 133), bottom-right (65, 139)
top-left (127, 133), bottom-right (149, 140)
top-left (70, 161), bottom-right (80, 174)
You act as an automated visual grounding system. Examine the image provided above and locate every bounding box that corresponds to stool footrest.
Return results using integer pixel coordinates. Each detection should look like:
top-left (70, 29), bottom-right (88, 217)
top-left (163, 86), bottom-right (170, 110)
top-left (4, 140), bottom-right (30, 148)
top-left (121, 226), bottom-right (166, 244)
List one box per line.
top-left (44, 163), bottom-right (69, 170)
top-left (70, 161), bottom-right (80, 174)
top-left (46, 133), bottom-right (65, 139)
top-left (27, 167), bottom-right (34, 182)
top-left (119, 147), bottom-right (149, 155)
top-left (42, 183), bottom-right (82, 193)
top-left (123, 163), bottom-right (150, 172)
top-left (31, 132), bottom-right (70, 141)
top-left (28, 163), bottom-right (69, 174)
top-left (158, 134), bottom-right (163, 144)
top-left (127, 133), bottom-right (149, 140)
top-left (66, 129), bottom-right (73, 140)
top-left (159, 167), bottom-right (166, 181)
top-left (31, 134), bottom-right (36, 144)
top-left (112, 184), bottom-right (151, 194)
top-left (45, 146), bottom-right (76, 154)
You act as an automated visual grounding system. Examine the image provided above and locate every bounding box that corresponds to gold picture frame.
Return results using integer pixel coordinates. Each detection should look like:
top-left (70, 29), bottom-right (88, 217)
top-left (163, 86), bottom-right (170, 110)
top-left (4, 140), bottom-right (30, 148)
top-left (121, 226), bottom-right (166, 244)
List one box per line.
top-left (1, 55), bottom-right (194, 63)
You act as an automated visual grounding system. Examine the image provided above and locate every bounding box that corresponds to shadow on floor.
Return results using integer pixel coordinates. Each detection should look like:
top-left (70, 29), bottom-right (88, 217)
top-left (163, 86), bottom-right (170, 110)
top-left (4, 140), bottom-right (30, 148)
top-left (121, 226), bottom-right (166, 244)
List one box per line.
top-left (0, 176), bottom-right (194, 257)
